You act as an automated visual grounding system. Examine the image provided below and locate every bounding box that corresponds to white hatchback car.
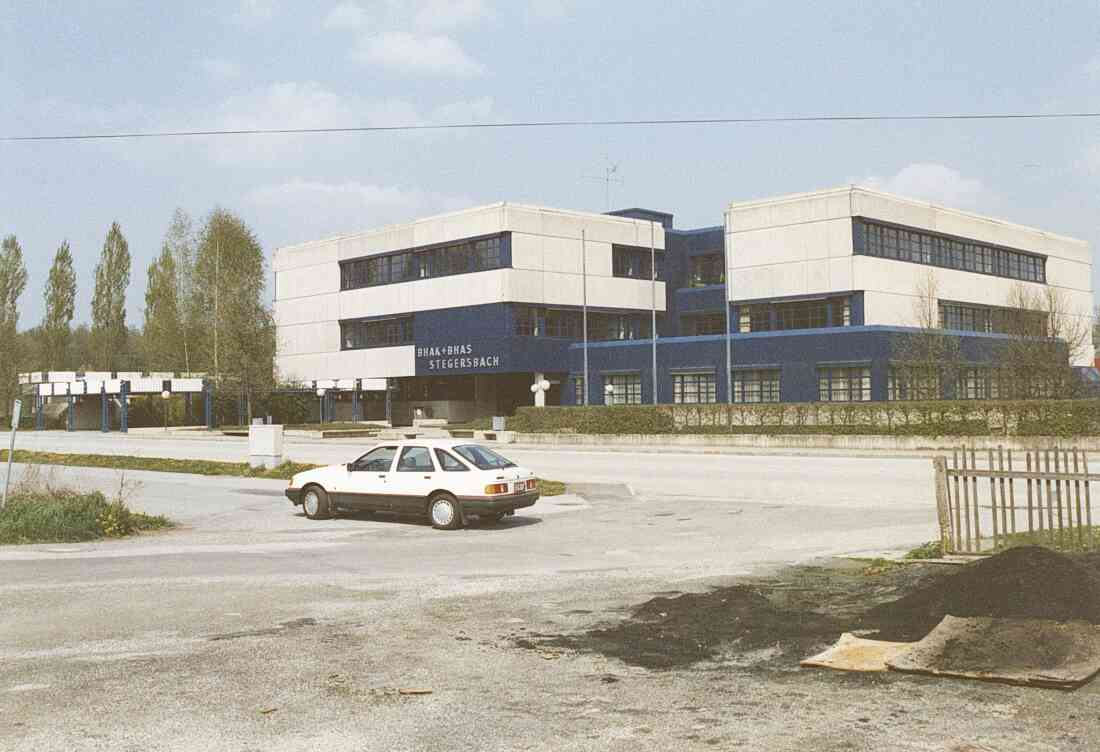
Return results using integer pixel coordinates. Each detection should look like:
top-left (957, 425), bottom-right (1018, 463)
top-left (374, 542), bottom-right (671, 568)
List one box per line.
top-left (285, 439), bottom-right (540, 529)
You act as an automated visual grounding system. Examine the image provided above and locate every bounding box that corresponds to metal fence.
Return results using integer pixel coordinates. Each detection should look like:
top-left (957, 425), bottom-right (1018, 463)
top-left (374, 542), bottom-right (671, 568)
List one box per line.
top-left (934, 447), bottom-right (1097, 554)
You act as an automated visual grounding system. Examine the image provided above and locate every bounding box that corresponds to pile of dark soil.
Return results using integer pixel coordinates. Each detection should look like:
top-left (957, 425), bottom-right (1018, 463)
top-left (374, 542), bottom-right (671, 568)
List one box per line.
top-left (533, 584), bottom-right (844, 670)
top-left (863, 546), bottom-right (1100, 641)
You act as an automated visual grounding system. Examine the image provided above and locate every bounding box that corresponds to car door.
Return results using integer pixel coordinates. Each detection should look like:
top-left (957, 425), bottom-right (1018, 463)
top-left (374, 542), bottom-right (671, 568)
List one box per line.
top-left (389, 446), bottom-right (440, 514)
top-left (341, 445), bottom-right (399, 510)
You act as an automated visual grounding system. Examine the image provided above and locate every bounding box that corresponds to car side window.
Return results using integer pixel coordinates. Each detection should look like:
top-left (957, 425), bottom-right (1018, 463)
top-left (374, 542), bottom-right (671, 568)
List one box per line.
top-left (434, 449), bottom-right (469, 472)
top-left (397, 446), bottom-right (434, 472)
top-left (356, 446), bottom-right (397, 472)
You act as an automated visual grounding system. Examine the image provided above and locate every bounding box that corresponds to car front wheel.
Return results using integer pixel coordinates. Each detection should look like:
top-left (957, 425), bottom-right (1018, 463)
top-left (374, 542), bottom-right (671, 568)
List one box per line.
top-left (428, 493), bottom-right (462, 530)
top-left (302, 485), bottom-right (332, 520)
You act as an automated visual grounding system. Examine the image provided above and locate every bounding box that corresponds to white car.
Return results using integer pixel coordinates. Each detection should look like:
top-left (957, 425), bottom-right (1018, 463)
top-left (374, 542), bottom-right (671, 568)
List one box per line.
top-left (284, 439), bottom-right (540, 530)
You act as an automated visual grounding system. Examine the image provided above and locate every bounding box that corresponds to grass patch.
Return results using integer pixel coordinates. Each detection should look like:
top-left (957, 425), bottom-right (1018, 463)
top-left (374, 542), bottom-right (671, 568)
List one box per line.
top-left (537, 479), bottom-right (566, 497)
top-left (0, 449), bottom-right (319, 481)
top-left (994, 527), bottom-right (1100, 554)
top-left (905, 540), bottom-right (945, 559)
top-left (0, 477), bottom-right (173, 545)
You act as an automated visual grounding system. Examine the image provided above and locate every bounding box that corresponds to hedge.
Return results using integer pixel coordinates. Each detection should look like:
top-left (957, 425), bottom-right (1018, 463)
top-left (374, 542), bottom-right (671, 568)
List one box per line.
top-left (509, 400), bottom-right (1100, 437)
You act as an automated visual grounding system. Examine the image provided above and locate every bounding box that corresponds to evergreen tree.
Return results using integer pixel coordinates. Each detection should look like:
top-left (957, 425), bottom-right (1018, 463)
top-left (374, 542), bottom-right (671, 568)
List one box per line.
top-left (143, 245), bottom-right (183, 371)
top-left (42, 240), bottom-right (77, 369)
top-left (0, 235), bottom-right (28, 419)
top-left (90, 222), bottom-right (131, 371)
top-left (192, 208), bottom-right (276, 419)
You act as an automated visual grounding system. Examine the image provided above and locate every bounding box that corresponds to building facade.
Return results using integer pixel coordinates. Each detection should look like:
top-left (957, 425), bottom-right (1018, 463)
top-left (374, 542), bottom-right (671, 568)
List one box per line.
top-left (273, 188), bottom-right (1095, 422)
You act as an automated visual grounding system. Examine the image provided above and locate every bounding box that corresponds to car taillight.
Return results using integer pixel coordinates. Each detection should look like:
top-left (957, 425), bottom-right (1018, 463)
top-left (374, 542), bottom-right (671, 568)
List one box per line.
top-left (485, 483), bottom-right (509, 495)
top-left (527, 479), bottom-right (538, 491)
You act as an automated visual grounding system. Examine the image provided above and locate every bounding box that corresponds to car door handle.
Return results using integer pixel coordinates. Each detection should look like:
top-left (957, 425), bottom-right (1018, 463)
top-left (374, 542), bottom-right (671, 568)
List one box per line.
top-left (423, 475), bottom-right (432, 479)
top-left (377, 474), bottom-right (386, 478)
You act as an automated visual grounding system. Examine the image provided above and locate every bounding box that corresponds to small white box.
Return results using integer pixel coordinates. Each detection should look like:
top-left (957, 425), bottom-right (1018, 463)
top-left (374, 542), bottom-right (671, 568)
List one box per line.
top-left (248, 424), bottom-right (285, 469)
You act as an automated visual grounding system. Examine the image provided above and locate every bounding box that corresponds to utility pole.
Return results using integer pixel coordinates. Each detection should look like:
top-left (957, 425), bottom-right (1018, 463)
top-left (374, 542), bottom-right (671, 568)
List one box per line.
top-left (581, 229), bottom-right (589, 406)
top-left (650, 222), bottom-right (658, 405)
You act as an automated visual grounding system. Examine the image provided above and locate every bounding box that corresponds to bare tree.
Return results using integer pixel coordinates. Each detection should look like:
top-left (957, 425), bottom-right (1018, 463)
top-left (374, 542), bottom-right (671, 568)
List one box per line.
top-left (890, 268), bottom-right (960, 400)
top-left (999, 283), bottom-right (1092, 398)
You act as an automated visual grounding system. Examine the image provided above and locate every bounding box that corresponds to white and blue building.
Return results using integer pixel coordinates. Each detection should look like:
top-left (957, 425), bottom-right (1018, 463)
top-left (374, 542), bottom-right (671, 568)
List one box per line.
top-left (273, 187), bottom-right (1094, 423)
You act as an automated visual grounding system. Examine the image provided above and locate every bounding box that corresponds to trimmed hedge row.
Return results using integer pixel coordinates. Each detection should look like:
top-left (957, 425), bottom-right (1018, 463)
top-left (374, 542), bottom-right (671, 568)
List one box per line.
top-left (509, 400), bottom-right (1100, 437)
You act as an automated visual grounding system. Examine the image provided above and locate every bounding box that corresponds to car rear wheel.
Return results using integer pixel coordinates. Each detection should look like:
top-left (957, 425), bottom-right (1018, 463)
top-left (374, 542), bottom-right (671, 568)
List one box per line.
top-left (302, 485), bottom-right (331, 520)
top-left (428, 493), bottom-right (462, 530)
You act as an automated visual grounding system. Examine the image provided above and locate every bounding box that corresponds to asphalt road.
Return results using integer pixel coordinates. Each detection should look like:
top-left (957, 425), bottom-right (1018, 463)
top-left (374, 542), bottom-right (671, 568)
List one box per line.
top-left (0, 434), bottom-right (979, 752)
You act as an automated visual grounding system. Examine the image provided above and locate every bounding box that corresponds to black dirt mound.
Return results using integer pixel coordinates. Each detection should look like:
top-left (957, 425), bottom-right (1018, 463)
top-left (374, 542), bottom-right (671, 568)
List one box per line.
top-left (863, 546), bottom-right (1100, 641)
top-left (535, 584), bottom-right (844, 670)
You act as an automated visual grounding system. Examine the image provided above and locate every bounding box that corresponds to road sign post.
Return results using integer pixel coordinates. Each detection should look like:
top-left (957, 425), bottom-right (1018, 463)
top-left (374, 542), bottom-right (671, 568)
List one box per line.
top-left (2, 399), bottom-right (22, 511)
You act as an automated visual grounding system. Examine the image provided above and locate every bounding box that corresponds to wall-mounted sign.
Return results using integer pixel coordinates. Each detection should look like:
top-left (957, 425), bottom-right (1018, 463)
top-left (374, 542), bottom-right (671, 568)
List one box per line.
top-left (416, 343), bottom-right (502, 372)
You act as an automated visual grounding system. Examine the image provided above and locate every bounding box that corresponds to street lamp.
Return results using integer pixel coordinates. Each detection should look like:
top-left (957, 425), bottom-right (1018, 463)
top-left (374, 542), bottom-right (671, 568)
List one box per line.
top-left (529, 378), bottom-right (552, 407)
top-left (604, 383), bottom-right (615, 406)
top-left (161, 390), bottom-right (171, 432)
top-left (316, 388), bottom-right (326, 424)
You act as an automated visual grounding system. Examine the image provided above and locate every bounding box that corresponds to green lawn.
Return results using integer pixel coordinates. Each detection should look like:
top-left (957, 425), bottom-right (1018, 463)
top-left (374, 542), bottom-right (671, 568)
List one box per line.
top-left (0, 488), bottom-right (173, 544)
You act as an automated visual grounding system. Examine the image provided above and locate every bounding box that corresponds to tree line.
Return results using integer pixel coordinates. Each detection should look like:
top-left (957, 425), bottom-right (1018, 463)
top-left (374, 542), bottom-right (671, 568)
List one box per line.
top-left (0, 208), bottom-right (276, 421)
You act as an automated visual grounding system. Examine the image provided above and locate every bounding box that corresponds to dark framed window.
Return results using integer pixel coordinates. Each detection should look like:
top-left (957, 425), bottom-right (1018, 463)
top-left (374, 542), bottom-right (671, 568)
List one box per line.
top-left (732, 369), bottom-right (780, 403)
top-left (603, 373), bottom-right (642, 405)
top-left (688, 254), bottom-right (725, 287)
top-left (353, 446), bottom-right (398, 472)
top-left (956, 368), bottom-right (1003, 400)
top-left (397, 446), bottom-right (434, 472)
top-left (856, 219), bottom-right (1046, 283)
top-left (514, 305), bottom-right (540, 336)
top-left (340, 316), bottom-right (414, 350)
top-left (672, 372), bottom-right (717, 404)
top-left (888, 367), bottom-right (941, 401)
top-left (817, 366), bottom-right (871, 402)
top-left (939, 301), bottom-right (1047, 336)
top-left (611, 245), bottom-right (663, 281)
top-left (339, 233), bottom-right (507, 291)
top-left (545, 309), bottom-right (582, 338)
top-left (738, 296), bottom-right (850, 333)
top-left (686, 313), bottom-right (725, 336)
top-left (588, 312), bottom-right (654, 341)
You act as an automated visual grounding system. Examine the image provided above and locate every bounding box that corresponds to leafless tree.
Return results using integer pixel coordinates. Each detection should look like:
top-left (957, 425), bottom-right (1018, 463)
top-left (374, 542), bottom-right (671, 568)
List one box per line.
top-left (890, 268), bottom-right (960, 400)
top-left (999, 283), bottom-right (1092, 398)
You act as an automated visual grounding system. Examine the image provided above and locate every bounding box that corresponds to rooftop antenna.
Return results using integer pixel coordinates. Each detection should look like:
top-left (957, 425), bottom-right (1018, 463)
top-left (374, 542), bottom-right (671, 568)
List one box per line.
top-left (582, 157), bottom-right (623, 211)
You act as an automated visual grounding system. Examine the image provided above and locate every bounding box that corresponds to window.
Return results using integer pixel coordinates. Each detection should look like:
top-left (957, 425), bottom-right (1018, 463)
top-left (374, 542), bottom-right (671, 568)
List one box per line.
top-left (397, 376), bottom-right (475, 402)
top-left (354, 446), bottom-right (398, 472)
top-left (603, 373), bottom-right (642, 405)
top-left (888, 367), bottom-right (941, 401)
top-left (939, 301), bottom-right (1048, 336)
top-left (776, 300), bottom-right (827, 330)
top-left (588, 313), bottom-right (653, 341)
top-left (673, 372), bottom-right (717, 404)
top-left (689, 254), bottom-right (725, 287)
top-left (818, 367), bottom-right (871, 402)
top-left (956, 368), bottom-right (1003, 400)
top-left (341, 316), bottom-right (414, 350)
top-left (397, 446), bottom-right (435, 472)
top-left (339, 233), bottom-right (507, 291)
top-left (732, 369), bottom-right (781, 403)
top-left (738, 296), bottom-right (850, 333)
top-left (514, 306), bottom-right (582, 338)
top-left (611, 245), bottom-right (663, 281)
top-left (856, 219), bottom-right (1046, 283)
top-left (454, 445), bottom-right (516, 469)
top-left (686, 313), bottom-right (725, 336)
top-left (434, 449), bottom-right (469, 472)
top-left (545, 309), bottom-right (582, 338)
top-left (514, 305), bottom-right (539, 336)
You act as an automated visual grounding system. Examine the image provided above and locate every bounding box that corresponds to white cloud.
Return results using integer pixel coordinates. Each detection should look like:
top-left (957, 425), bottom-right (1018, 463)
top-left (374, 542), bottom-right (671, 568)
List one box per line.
top-left (195, 58), bottom-right (242, 81)
top-left (245, 179), bottom-right (472, 243)
top-left (323, 2), bottom-right (370, 30)
top-left (230, 0), bottom-right (278, 26)
top-left (414, 0), bottom-right (489, 30)
top-left (859, 163), bottom-right (989, 210)
top-left (352, 31), bottom-right (485, 77)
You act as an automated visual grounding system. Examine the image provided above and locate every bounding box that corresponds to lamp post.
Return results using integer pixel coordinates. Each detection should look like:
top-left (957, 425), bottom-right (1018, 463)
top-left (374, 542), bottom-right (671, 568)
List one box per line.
top-left (604, 383), bottom-right (615, 406)
top-left (530, 377), bottom-right (551, 408)
top-left (316, 388), bottom-right (326, 425)
top-left (161, 390), bottom-right (170, 432)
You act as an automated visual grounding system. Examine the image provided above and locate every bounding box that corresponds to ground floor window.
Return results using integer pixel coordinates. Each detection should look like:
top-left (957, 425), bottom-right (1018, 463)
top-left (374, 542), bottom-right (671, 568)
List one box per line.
top-left (672, 372), bottom-right (717, 404)
top-left (956, 367), bottom-right (1002, 400)
top-left (603, 373), bottom-right (641, 405)
top-left (732, 369), bottom-right (781, 403)
top-left (888, 367), bottom-right (942, 401)
top-left (817, 366), bottom-right (871, 402)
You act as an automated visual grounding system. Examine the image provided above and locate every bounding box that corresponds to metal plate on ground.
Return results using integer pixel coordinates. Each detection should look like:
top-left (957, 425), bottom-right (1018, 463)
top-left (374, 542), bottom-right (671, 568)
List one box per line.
top-left (886, 615), bottom-right (1100, 690)
top-left (800, 632), bottom-right (913, 673)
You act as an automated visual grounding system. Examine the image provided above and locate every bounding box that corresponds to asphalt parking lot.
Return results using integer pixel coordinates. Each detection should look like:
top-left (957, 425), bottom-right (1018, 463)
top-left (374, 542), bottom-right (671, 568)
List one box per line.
top-left (4, 438), bottom-right (1086, 751)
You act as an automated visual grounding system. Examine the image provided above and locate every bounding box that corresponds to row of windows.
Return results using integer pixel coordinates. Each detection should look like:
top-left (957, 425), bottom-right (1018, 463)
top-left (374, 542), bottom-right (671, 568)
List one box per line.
top-left (738, 296), bottom-right (852, 333)
top-left (888, 367), bottom-right (1060, 400)
top-left (339, 235), bottom-right (504, 290)
top-left (340, 316), bottom-right (414, 350)
top-left (683, 313), bottom-right (726, 336)
top-left (856, 219), bottom-right (1046, 283)
top-left (611, 245), bottom-right (664, 280)
top-left (939, 301), bottom-right (1048, 336)
top-left (513, 306), bottom-right (655, 341)
top-left (688, 254), bottom-right (725, 287)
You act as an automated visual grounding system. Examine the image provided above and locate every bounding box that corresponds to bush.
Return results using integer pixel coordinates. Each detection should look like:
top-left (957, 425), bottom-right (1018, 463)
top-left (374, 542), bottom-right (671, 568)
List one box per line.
top-left (0, 488), bottom-right (172, 544)
top-left (509, 406), bottom-right (676, 435)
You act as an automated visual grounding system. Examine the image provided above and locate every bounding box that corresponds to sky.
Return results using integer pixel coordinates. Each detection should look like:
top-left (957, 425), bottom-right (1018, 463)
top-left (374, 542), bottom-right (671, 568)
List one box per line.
top-left (3, 0), bottom-right (1100, 325)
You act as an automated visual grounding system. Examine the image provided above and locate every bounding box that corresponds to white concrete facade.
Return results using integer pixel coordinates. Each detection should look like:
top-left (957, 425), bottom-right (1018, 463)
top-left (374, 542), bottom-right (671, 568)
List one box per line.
top-left (725, 186), bottom-right (1095, 365)
top-left (274, 202), bottom-right (666, 383)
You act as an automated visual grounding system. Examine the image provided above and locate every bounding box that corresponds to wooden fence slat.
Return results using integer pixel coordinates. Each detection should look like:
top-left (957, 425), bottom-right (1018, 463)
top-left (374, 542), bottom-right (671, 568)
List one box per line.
top-left (988, 449), bottom-right (999, 550)
top-left (972, 448), bottom-right (981, 552)
top-left (1007, 449), bottom-right (1016, 535)
top-left (1073, 449), bottom-right (1084, 546)
top-left (1085, 452), bottom-right (1094, 550)
top-left (1026, 451), bottom-right (1035, 535)
top-left (1045, 451), bottom-right (1055, 544)
top-left (998, 446), bottom-right (1009, 540)
top-left (952, 449), bottom-right (963, 552)
top-left (961, 448), bottom-right (972, 552)
top-left (1055, 450), bottom-right (1065, 548)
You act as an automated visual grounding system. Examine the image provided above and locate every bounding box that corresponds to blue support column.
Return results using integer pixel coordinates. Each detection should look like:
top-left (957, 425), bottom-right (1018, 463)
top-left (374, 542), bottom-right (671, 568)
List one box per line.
top-left (204, 383), bottom-right (214, 430)
top-left (351, 387), bottom-right (360, 423)
top-left (384, 379), bottom-right (393, 426)
top-left (101, 385), bottom-right (109, 433)
top-left (67, 393), bottom-right (75, 431)
top-left (119, 382), bottom-right (129, 433)
top-left (326, 392), bottom-right (336, 423)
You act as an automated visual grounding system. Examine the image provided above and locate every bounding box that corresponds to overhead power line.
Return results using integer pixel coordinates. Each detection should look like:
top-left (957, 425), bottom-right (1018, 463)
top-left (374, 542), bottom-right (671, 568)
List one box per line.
top-left (4, 111), bottom-right (1100, 142)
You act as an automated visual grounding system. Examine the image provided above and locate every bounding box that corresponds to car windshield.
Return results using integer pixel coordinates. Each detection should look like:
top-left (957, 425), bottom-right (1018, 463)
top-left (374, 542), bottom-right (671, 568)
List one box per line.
top-left (453, 445), bottom-right (516, 470)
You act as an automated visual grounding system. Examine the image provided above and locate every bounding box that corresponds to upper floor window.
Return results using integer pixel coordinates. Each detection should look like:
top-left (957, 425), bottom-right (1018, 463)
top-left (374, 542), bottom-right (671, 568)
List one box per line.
top-left (739, 296), bottom-right (851, 333)
top-left (589, 312), bottom-right (654, 341)
top-left (688, 254), bottom-right (725, 287)
top-left (939, 301), bottom-right (1048, 336)
top-left (685, 313), bottom-right (726, 336)
top-left (513, 306), bottom-right (583, 339)
top-left (340, 234), bottom-right (506, 291)
top-left (855, 219), bottom-right (1046, 283)
top-left (612, 245), bottom-right (663, 281)
top-left (340, 316), bottom-right (414, 350)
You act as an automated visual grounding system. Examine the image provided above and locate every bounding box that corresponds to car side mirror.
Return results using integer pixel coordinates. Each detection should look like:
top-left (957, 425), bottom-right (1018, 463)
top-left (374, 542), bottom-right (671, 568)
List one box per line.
top-left (346, 462), bottom-right (355, 472)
